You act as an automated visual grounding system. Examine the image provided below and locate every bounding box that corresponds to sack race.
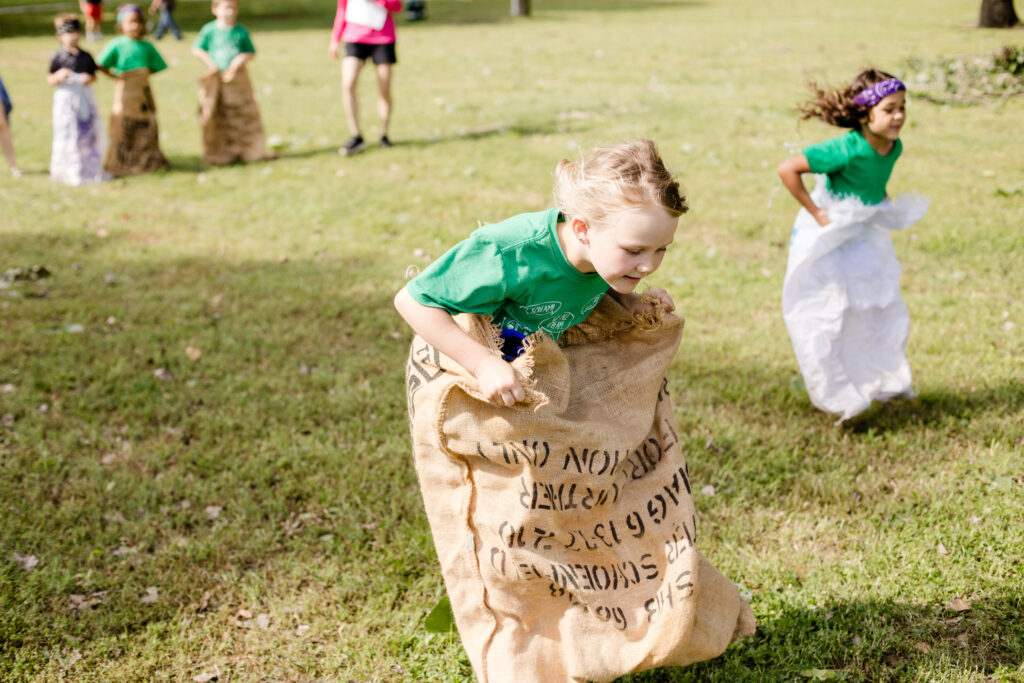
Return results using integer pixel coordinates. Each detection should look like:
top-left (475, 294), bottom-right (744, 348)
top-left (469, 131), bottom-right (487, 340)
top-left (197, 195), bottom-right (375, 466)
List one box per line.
top-left (197, 66), bottom-right (271, 166)
top-left (105, 69), bottom-right (169, 177)
top-left (50, 79), bottom-right (105, 186)
top-left (406, 295), bottom-right (755, 683)
top-left (782, 177), bottom-right (929, 421)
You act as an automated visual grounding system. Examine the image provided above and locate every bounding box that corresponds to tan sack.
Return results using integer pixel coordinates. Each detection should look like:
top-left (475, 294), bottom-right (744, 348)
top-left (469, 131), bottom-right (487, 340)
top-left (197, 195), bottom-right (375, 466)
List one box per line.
top-left (197, 66), bottom-right (271, 166)
top-left (105, 69), bottom-right (169, 177)
top-left (405, 294), bottom-right (755, 683)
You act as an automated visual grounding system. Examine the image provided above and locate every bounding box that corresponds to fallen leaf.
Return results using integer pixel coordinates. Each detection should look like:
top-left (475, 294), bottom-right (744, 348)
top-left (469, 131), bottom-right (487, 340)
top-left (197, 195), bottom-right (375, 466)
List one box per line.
top-left (799, 669), bottom-right (843, 680)
top-left (295, 624), bottom-right (311, 636)
top-left (100, 453), bottom-right (119, 465)
top-left (154, 368), bottom-right (173, 381)
top-left (140, 586), bottom-right (159, 604)
top-left (1, 383), bottom-right (14, 393)
top-left (237, 609), bottom-right (253, 620)
top-left (110, 545), bottom-right (137, 556)
top-left (204, 505), bottom-right (222, 521)
top-left (256, 613), bottom-right (270, 630)
top-left (700, 485), bottom-right (716, 497)
top-left (957, 633), bottom-right (969, 645)
top-left (948, 597), bottom-right (972, 612)
top-left (193, 673), bottom-right (217, 683)
top-left (12, 552), bottom-right (39, 571)
top-left (186, 346), bottom-right (202, 361)
top-left (68, 591), bottom-right (106, 611)
top-left (915, 642), bottom-right (931, 654)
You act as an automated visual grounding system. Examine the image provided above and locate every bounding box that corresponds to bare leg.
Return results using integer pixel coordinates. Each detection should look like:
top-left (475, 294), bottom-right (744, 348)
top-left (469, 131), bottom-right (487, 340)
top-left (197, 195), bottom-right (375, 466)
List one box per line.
top-left (375, 63), bottom-right (392, 138)
top-left (341, 56), bottom-right (364, 137)
top-left (0, 107), bottom-right (21, 177)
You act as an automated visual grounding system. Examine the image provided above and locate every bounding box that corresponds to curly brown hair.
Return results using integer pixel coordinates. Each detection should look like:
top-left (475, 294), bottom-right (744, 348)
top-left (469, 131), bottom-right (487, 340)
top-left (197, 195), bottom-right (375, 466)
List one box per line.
top-left (798, 68), bottom-right (898, 129)
top-left (552, 139), bottom-right (688, 230)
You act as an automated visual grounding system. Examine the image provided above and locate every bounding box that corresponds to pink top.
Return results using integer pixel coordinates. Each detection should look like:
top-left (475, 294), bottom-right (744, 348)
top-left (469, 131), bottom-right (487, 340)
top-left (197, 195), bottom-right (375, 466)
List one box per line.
top-left (331, 0), bottom-right (402, 46)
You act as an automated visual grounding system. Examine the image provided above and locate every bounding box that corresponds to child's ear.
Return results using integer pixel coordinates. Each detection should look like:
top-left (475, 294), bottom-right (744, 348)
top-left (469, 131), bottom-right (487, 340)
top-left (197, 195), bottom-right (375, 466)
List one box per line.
top-left (570, 217), bottom-right (590, 245)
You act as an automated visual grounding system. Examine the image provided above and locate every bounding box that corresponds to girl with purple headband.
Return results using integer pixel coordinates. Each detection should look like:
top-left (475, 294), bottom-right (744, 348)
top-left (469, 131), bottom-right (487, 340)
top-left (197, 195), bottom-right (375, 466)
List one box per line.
top-left (776, 68), bottom-right (929, 422)
top-left (97, 4), bottom-right (170, 176)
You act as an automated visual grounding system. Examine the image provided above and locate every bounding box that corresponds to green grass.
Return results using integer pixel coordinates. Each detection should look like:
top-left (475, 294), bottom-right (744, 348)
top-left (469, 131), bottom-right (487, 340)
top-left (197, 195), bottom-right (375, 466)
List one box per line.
top-left (1, 0), bottom-right (1023, 681)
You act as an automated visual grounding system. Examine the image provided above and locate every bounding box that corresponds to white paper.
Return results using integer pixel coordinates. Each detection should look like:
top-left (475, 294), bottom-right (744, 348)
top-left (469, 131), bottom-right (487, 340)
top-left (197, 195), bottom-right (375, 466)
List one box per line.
top-left (345, 0), bottom-right (387, 30)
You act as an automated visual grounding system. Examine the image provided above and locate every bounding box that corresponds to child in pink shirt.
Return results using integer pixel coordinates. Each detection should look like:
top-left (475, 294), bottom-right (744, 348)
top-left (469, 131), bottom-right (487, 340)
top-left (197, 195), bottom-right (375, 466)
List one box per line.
top-left (327, 0), bottom-right (402, 155)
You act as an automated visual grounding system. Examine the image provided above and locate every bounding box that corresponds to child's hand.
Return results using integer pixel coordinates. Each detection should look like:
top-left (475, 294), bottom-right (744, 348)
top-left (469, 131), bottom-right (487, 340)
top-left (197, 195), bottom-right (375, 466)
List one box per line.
top-left (811, 206), bottom-right (830, 227)
top-left (473, 355), bottom-right (526, 407)
top-left (643, 288), bottom-right (676, 314)
top-left (222, 67), bottom-right (237, 82)
top-left (620, 289), bottom-right (675, 316)
top-left (54, 68), bottom-right (72, 84)
top-left (328, 43), bottom-right (340, 60)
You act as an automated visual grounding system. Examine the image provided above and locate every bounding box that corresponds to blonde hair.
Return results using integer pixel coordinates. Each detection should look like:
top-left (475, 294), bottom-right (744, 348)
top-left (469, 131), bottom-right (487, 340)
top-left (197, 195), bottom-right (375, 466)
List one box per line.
top-left (552, 139), bottom-right (687, 229)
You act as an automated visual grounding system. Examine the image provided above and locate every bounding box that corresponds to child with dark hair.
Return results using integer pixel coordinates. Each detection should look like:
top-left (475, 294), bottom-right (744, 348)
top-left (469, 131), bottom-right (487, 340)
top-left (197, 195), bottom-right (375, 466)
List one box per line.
top-left (0, 74), bottom-right (22, 177)
top-left (48, 13), bottom-right (105, 185)
top-left (328, 0), bottom-right (403, 155)
top-left (777, 68), bottom-right (929, 422)
top-left (97, 4), bottom-right (169, 176)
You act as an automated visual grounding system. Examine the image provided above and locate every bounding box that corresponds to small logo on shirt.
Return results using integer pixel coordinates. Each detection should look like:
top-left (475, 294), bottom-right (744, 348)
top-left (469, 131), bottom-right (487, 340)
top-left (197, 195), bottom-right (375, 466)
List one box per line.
top-left (540, 312), bottom-right (575, 334)
top-left (521, 301), bottom-right (561, 317)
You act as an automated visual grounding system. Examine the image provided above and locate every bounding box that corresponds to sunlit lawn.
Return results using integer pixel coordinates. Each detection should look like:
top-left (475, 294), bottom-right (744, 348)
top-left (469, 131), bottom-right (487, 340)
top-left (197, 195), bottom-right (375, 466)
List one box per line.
top-left (1, 0), bottom-right (1022, 680)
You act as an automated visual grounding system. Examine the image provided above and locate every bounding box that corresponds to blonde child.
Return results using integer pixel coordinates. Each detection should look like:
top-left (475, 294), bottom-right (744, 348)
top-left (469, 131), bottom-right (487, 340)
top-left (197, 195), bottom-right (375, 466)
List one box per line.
top-left (328, 0), bottom-right (403, 155)
top-left (395, 141), bottom-right (756, 681)
top-left (192, 0), bottom-right (271, 165)
top-left (0, 74), bottom-right (21, 177)
top-left (97, 4), bottom-right (169, 176)
top-left (48, 14), bottom-right (105, 185)
top-left (394, 138), bottom-right (686, 407)
top-left (777, 69), bottom-right (928, 422)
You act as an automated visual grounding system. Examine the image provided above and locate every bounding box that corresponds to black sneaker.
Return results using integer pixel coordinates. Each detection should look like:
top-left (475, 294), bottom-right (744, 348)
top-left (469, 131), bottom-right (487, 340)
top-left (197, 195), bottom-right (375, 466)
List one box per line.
top-left (379, 135), bottom-right (393, 149)
top-left (340, 135), bottom-right (366, 156)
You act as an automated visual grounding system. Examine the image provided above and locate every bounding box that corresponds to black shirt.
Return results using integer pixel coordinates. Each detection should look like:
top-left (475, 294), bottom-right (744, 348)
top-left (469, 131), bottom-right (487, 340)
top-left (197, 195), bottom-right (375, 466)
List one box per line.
top-left (49, 48), bottom-right (98, 76)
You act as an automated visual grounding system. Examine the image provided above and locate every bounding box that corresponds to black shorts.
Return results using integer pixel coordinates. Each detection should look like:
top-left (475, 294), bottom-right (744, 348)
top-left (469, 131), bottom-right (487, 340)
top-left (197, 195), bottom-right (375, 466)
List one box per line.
top-left (344, 42), bottom-right (397, 65)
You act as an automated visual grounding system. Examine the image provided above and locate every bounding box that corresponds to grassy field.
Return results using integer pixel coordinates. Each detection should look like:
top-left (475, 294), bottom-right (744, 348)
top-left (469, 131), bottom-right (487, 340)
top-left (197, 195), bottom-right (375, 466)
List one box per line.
top-left (1, 0), bottom-right (1023, 681)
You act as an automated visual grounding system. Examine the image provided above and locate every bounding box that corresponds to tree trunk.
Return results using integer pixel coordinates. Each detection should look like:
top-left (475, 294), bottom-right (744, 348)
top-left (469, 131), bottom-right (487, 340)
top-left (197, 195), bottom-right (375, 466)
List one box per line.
top-left (511, 0), bottom-right (530, 16)
top-left (979, 0), bottom-right (1019, 27)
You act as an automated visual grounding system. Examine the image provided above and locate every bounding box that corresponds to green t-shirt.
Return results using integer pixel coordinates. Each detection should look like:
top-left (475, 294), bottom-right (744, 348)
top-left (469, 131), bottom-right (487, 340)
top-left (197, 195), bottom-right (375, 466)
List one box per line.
top-left (406, 208), bottom-right (610, 339)
top-left (803, 130), bottom-right (902, 205)
top-left (193, 22), bottom-right (255, 72)
top-left (97, 36), bottom-right (167, 75)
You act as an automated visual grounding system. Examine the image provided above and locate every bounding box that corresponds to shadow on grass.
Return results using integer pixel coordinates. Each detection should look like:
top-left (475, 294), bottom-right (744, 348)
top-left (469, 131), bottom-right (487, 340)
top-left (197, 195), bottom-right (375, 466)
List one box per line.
top-left (0, 0), bottom-right (706, 38)
top-left (617, 593), bottom-right (1024, 682)
top-left (844, 383), bottom-right (1024, 435)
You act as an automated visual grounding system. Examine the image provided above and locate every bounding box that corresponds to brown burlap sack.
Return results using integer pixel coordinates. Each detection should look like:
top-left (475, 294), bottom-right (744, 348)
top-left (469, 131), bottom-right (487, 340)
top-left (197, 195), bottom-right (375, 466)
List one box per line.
top-left (406, 294), bottom-right (756, 683)
top-left (105, 69), bottom-right (169, 177)
top-left (197, 66), bottom-right (271, 166)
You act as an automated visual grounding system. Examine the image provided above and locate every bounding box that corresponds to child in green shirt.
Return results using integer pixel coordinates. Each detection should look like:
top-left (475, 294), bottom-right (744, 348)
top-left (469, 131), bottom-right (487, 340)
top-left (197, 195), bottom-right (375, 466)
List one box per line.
top-left (776, 68), bottom-right (929, 422)
top-left (192, 0), bottom-right (271, 165)
top-left (395, 139), bottom-right (688, 407)
top-left (97, 4), bottom-right (169, 176)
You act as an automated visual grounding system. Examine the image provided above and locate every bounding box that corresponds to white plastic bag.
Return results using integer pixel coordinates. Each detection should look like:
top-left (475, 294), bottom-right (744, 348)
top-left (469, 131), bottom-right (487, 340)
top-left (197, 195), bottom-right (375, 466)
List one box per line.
top-left (782, 177), bottom-right (929, 421)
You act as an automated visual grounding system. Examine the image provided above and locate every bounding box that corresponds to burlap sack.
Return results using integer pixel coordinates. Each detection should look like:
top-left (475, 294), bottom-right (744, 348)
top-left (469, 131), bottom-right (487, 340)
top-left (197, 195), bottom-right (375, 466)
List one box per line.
top-left (197, 66), bottom-right (271, 166)
top-left (406, 295), bottom-right (755, 683)
top-left (105, 69), bottom-right (169, 177)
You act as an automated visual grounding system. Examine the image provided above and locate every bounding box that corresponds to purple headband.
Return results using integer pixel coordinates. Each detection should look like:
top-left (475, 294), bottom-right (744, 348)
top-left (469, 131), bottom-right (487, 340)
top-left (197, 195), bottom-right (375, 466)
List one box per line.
top-left (852, 78), bottom-right (906, 108)
top-left (116, 5), bottom-right (143, 22)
